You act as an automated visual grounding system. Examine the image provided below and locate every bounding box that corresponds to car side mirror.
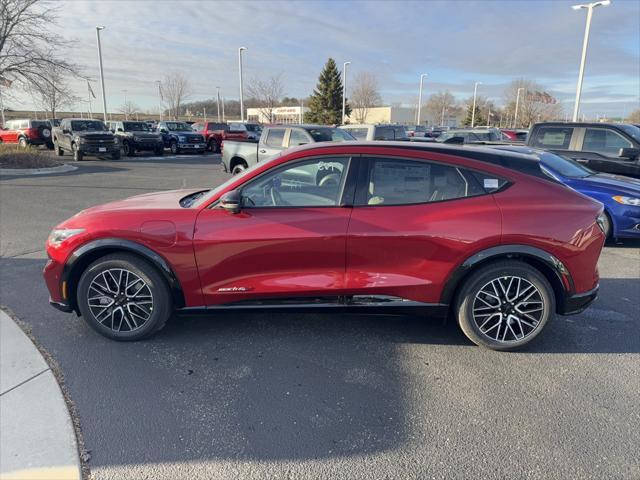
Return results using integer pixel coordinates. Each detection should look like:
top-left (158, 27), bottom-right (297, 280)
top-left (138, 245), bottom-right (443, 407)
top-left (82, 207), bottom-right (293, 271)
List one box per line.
top-left (618, 147), bottom-right (640, 160)
top-left (117, 127), bottom-right (124, 132)
top-left (160, 128), bottom-right (168, 133)
top-left (220, 190), bottom-right (241, 214)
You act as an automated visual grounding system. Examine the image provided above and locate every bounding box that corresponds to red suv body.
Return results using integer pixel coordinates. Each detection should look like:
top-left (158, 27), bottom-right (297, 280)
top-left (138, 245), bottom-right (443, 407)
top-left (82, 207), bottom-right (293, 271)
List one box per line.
top-left (191, 122), bottom-right (248, 153)
top-left (44, 142), bottom-right (605, 350)
top-left (0, 119), bottom-right (54, 149)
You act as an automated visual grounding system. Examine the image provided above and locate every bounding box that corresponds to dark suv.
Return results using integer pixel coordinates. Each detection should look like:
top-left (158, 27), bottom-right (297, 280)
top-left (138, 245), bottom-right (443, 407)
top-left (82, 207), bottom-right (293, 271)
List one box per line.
top-left (527, 122), bottom-right (640, 178)
top-left (107, 121), bottom-right (164, 157)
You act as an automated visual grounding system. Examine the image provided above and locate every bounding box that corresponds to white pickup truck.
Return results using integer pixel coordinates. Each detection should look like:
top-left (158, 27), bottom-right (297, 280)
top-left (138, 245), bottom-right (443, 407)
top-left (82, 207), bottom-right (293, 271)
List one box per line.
top-left (221, 124), bottom-right (354, 175)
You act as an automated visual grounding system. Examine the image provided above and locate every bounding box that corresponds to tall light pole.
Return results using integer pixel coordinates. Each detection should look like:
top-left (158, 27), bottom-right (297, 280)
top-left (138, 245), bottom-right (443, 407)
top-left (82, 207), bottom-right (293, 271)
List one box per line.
top-left (471, 81), bottom-right (481, 128)
top-left (238, 47), bottom-right (247, 122)
top-left (571, 0), bottom-right (610, 122)
top-left (342, 61), bottom-right (351, 125)
top-left (216, 86), bottom-right (221, 122)
top-left (416, 73), bottom-right (428, 126)
top-left (95, 26), bottom-right (107, 122)
top-left (122, 89), bottom-right (128, 120)
top-left (155, 80), bottom-right (162, 121)
top-left (513, 87), bottom-right (525, 128)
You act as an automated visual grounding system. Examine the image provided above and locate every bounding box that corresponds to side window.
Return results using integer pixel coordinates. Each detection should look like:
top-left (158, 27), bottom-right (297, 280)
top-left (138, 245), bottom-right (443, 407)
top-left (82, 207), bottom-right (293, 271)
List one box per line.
top-left (4, 120), bottom-right (14, 129)
top-left (361, 158), bottom-right (486, 206)
top-left (374, 127), bottom-right (394, 140)
top-left (530, 127), bottom-right (574, 149)
top-left (288, 129), bottom-right (311, 147)
top-left (265, 128), bottom-right (286, 147)
top-left (345, 128), bottom-right (368, 140)
top-left (241, 157), bottom-right (350, 208)
top-left (582, 128), bottom-right (632, 156)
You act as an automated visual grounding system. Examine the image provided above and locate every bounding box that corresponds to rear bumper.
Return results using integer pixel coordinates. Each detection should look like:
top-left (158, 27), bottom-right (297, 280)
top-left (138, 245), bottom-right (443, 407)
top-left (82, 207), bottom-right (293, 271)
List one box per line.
top-left (558, 284), bottom-right (599, 315)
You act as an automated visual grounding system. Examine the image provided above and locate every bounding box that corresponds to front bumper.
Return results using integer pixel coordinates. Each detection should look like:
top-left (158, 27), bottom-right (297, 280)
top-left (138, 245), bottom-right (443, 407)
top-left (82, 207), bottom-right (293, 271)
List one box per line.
top-left (178, 143), bottom-right (206, 150)
top-left (134, 141), bottom-right (164, 151)
top-left (558, 284), bottom-right (599, 315)
top-left (79, 144), bottom-right (117, 154)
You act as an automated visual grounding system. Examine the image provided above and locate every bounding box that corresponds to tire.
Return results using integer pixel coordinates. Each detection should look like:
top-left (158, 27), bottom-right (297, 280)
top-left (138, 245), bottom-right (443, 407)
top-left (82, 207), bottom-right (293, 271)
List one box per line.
top-left (208, 139), bottom-right (219, 153)
top-left (154, 146), bottom-right (164, 156)
top-left (54, 141), bottom-right (64, 156)
top-left (170, 140), bottom-right (179, 154)
top-left (46, 142), bottom-right (54, 150)
top-left (111, 150), bottom-right (121, 160)
top-left (18, 137), bottom-right (28, 148)
top-left (231, 162), bottom-right (247, 175)
top-left (601, 211), bottom-right (612, 241)
top-left (455, 260), bottom-right (555, 351)
top-left (72, 143), bottom-right (84, 162)
top-left (123, 141), bottom-right (135, 157)
top-left (76, 253), bottom-right (172, 341)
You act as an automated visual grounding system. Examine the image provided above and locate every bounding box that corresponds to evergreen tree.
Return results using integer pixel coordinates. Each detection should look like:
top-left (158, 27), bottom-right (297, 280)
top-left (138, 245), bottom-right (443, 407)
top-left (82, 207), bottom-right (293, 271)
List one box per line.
top-left (462, 103), bottom-right (486, 127)
top-left (305, 58), bottom-right (350, 125)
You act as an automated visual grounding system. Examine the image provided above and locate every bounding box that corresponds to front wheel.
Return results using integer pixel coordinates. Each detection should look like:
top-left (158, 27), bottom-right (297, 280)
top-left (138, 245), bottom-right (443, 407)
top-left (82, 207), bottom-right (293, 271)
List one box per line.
top-left (170, 141), bottom-right (179, 154)
top-left (122, 141), bottom-right (135, 157)
top-left (154, 146), bottom-right (164, 156)
top-left (54, 141), bottom-right (64, 156)
top-left (456, 261), bottom-right (555, 351)
top-left (77, 253), bottom-right (172, 341)
top-left (72, 143), bottom-right (83, 161)
top-left (231, 163), bottom-right (247, 175)
top-left (18, 137), bottom-right (28, 148)
top-left (208, 139), bottom-right (219, 153)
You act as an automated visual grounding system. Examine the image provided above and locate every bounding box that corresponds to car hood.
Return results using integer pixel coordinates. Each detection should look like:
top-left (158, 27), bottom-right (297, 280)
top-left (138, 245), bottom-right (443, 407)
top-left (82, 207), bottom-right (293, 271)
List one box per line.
top-left (569, 172), bottom-right (640, 195)
top-left (77, 189), bottom-right (203, 215)
top-left (75, 131), bottom-right (113, 137)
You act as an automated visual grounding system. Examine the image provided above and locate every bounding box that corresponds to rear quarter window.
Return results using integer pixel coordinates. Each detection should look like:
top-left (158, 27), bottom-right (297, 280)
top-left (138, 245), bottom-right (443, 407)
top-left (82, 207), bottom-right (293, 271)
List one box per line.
top-left (531, 126), bottom-right (573, 149)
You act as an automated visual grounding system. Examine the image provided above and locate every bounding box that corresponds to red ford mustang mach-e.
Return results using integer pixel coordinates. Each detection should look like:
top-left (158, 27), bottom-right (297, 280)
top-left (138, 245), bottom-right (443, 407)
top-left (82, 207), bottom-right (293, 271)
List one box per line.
top-left (44, 142), bottom-right (606, 350)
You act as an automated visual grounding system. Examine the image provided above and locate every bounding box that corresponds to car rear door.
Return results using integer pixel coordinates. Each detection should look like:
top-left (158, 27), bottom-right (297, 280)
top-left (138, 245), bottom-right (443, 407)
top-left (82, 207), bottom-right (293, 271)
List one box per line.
top-left (574, 126), bottom-right (639, 176)
top-left (193, 155), bottom-right (357, 306)
top-left (345, 154), bottom-right (502, 304)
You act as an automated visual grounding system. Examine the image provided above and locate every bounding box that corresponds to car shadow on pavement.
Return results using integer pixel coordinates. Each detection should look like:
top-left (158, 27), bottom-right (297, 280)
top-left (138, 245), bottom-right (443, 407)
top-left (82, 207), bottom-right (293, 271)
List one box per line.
top-left (117, 153), bottom-right (221, 166)
top-left (0, 164), bottom-right (128, 180)
top-left (1, 257), bottom-right (639, 468)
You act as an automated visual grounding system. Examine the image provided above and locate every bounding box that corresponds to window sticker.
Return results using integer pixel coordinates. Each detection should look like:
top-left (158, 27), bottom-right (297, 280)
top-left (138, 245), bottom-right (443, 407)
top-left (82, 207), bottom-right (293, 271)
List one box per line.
top-left (484, 178), bottom-right (499, 189)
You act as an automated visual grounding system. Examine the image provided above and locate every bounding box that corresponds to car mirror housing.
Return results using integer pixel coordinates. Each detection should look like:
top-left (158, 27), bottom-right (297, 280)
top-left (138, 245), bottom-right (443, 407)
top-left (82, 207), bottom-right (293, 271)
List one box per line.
top-left (618, 147), bottom-right (640, 160)
top-left (220, 190), bottom-right (241, 214)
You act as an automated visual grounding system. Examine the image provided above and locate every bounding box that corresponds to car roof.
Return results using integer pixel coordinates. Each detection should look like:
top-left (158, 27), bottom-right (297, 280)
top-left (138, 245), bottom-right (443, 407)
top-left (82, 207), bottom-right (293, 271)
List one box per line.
top-left (288, 140), bottom-right (547, 179)
top-left (533, 121), bottom-right (634, 128)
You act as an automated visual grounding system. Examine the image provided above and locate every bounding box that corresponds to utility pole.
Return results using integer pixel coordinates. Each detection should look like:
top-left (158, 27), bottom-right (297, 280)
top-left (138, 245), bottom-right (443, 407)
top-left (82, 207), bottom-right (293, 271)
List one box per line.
top-left (238, 47), bottom-right (247, 122)
top-left (216, 86), bottom-right (221, 122)
top-left (416, 73), bottom-right (428, 126)
top-left (571, 1), bottom-right (610, 121)
top-left (471, 81), bottom-right (481, 128)
top-left (514, 87), bottom-right (524, 128)
top-left (342, 61), bottom-right (351, 124)
top-left (95, 26), bottom-right (108, 122)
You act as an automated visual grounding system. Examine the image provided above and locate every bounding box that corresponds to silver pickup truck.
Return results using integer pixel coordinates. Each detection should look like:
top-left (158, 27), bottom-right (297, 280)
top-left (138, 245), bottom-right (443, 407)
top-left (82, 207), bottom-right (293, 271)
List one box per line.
top-left (221, 124), bottom-right (355, 175)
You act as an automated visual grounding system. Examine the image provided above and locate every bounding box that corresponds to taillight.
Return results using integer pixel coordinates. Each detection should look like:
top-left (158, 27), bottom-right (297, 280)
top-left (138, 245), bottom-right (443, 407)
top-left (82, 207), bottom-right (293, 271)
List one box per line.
top-left (26, 128), bottom-right (39, 139)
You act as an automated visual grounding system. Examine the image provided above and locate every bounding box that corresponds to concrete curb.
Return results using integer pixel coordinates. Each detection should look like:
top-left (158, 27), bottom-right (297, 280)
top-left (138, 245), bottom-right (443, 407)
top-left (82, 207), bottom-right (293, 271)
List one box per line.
top-left (0, 310), bottom-right (81, 480)
top-left (0, 164), bottom-right (78, 176)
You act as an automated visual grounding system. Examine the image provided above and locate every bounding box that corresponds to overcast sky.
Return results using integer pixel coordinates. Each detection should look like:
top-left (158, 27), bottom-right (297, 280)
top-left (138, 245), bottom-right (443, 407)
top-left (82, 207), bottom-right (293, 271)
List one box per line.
top-left (14, 0), bottom-right (640, 117)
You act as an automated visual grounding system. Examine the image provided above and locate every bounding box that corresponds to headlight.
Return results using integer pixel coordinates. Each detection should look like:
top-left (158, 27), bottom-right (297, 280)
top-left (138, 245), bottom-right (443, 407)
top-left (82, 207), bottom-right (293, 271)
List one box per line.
top-left (178, 136), bottom-right (186, 142)
top-left (48, 228), bottom-right (85, 245)
top-left (133, 136), bottom-right (141, 142)
top-left (612, 195), bottom-right (640, 206)
top-left (77, 137), bottom-right (86, 143)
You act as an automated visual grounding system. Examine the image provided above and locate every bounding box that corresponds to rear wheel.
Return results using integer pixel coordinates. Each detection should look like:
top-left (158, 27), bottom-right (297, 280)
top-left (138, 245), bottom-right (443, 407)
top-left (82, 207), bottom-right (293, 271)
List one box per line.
top-left (170, 140), bottom-right (179, 154)
top-left (601, 211), bottom-right (612, 241)
top-left (208, 138), bottom-right (219, 153)
top-left (455, 261), bottom-right (555, 351)
top-left (231, 162), bottom-right (247, 175)
top-left (77, 253), bottom-right (172, 341)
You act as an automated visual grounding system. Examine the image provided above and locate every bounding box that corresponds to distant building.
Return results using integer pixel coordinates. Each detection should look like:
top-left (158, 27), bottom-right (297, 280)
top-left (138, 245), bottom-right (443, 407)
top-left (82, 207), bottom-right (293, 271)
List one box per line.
top-left (346, 106), bottom-right (415, 125)
top-left (246, 106), bottom-right (305, 124)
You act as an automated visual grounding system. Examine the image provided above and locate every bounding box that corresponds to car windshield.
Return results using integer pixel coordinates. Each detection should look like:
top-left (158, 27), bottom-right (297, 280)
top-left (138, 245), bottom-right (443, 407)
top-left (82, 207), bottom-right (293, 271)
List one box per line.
top-left (539, 151), bottom-right (593, 178)
top-left (246, 124), bottom-right (262, 132)
top-left (123, 122), bottom-right (150, 132)
top-left (306, 127), bottom-right (355, 142)
top-left (191, 153), bottom-right (284, 208)
top-left (165, 122), bottom-right (191, 131)
top-left (619, 124), bottom-right (640, 142)
top-left (70, 120), bottom-right (107, 132)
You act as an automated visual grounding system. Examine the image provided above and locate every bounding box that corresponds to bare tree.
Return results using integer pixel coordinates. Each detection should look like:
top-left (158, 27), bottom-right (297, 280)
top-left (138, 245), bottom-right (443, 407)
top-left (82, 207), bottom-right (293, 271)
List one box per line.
top-left (0, 0), bottom-right (78, 92)
top-left (246, 74), bottom-right (285, 123)
top-left (503, 78), bottom-right (563, 128)
top-left (118, 101), bottom-right (140, 120)
top-left (349, 72), bottom-right (382, 123)
top-left (28, 64), bottom-right (79, 117)
top-left (627, 108), bottom-right (640, 123)
top-left (425, 91), bottom-right (459, 126)
top-left (161, 72), bottom-right (191, 120)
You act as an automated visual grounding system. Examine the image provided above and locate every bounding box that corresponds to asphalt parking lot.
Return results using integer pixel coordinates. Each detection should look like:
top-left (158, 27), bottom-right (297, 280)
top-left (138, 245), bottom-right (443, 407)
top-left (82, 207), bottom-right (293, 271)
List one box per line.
top-left (1, 153), bottom-right (639, 480)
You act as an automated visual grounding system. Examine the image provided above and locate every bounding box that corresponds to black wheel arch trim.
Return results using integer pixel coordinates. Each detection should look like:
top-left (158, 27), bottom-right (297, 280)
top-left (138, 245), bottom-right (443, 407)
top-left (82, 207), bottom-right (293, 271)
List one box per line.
top-left (62, 238), bottom-right (185, 312)
top-left (440, 244), bottom-right (574, 310)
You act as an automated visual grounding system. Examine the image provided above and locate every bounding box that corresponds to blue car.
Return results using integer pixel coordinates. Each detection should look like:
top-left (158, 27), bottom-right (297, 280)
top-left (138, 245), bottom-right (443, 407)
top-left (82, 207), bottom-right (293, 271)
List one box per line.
top-left (492, 146), bottom-right (640, 240)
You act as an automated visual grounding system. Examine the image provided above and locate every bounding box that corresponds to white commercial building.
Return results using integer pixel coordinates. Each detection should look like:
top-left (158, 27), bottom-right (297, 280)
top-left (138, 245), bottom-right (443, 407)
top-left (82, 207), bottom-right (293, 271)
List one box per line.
top-left (346, 106), bottom-right (415, 125)
top-left (246, 106), bottom-right (305, 124)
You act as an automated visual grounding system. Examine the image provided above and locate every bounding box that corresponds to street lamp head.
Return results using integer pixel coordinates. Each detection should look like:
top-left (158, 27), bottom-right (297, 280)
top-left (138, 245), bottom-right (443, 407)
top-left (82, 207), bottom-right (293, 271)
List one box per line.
top-left (572, 0), bottom-right (610, 9)
top-left (344, 61), bottom-right (351, 67)
top-left (96, 25), bottom-right (105, 30)
top-left (420, 73), bottom-right (428, 80)
top-left (239, 46), bottom-right (247, 52)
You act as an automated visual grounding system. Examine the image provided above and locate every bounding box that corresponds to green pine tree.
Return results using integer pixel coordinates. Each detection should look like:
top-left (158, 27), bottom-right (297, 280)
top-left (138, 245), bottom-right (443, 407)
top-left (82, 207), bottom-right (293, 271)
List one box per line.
top-left (305, 58), bottom-right (350, 125)
top-left (462, 103), bottom-right (486, 127)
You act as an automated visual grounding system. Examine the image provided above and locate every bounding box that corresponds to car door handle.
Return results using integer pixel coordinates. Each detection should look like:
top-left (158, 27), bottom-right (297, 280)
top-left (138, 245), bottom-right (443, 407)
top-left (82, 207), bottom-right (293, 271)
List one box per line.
top-left (259, 149), bottom-right (266, 153)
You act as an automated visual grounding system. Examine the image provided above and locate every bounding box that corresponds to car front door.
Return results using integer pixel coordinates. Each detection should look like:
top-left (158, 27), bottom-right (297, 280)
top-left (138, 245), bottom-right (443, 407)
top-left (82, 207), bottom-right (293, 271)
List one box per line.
top-left (193, 155), bottom-right (356, 306)
top-left (258, 127), bottom-right (287, 161)
top-left (576, 127), bottom-right (638, 176)
top-left (345, 155), bottom-right (502, 304)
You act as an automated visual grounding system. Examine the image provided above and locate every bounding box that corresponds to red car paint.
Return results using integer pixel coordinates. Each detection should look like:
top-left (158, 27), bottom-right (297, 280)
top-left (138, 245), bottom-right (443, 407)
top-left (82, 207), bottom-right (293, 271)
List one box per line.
top-left (191, 122), bottom-right (248, 152)
top-left (44, 143), bottom-right (604, 316)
